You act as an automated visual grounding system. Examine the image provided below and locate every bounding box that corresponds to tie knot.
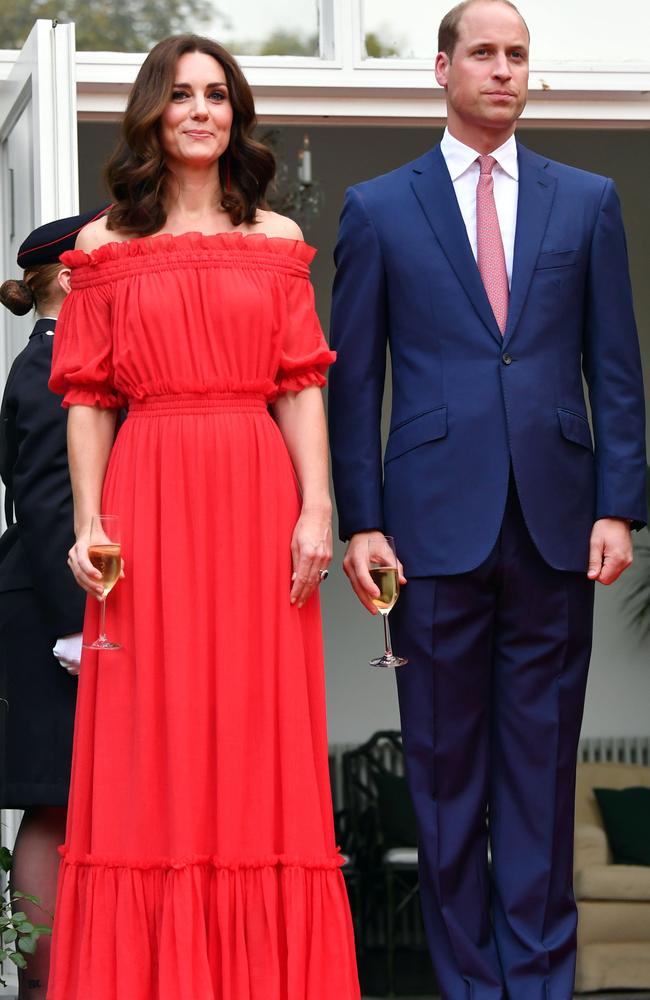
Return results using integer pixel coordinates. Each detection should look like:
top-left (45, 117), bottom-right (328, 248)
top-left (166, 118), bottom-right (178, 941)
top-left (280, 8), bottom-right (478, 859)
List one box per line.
top-left (478, 154), bottom-right (497, 176)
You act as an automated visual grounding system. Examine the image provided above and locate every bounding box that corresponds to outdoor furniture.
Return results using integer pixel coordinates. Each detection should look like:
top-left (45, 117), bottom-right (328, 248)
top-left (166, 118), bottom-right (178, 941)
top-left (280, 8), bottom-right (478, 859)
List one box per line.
top-left (342, 730), bottom-right (423, 997)
top-left (574, 761), bottom-right (650, 992)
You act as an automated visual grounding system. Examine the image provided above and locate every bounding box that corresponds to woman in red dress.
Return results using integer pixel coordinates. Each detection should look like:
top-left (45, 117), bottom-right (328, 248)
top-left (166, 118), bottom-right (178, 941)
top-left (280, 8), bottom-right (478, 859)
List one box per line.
top-left (47, 34), bottom-right (359, 1000)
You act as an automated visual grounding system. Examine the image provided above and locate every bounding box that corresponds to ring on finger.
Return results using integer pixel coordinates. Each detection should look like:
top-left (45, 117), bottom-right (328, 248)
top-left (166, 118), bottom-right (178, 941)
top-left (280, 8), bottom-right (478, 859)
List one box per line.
top-left (318, 569), bottom-right (329, 582)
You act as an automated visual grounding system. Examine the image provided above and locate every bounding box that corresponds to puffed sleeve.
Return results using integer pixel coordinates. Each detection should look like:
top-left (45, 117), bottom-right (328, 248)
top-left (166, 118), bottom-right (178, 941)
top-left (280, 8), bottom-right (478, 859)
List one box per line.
top-left (275, 270), bottom-right (336, 396)
top-left (49, 269), bottom-right (126, 409)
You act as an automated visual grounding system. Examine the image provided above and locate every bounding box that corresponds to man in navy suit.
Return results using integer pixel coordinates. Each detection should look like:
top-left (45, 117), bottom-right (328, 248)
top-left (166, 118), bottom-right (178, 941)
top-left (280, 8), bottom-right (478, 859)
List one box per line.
top-left (328, 1), bottom-right (647, 997)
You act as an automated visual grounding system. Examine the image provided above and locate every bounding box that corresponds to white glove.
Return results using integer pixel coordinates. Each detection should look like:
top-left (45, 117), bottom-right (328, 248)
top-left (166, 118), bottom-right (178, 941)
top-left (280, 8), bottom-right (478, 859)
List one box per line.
top-left (53, 633), bottom-right (83, 676)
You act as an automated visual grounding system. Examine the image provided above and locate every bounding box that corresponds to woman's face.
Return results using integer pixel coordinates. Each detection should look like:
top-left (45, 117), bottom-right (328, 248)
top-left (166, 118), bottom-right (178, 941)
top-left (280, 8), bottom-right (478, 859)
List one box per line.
top-left (159, 51), bottom-right (234, 170)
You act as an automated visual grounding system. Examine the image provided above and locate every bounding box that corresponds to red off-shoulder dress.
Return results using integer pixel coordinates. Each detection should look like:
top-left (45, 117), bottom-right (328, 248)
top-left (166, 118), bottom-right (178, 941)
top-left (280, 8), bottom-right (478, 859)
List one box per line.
top-left (46, 232), bottom-right (360, 1000)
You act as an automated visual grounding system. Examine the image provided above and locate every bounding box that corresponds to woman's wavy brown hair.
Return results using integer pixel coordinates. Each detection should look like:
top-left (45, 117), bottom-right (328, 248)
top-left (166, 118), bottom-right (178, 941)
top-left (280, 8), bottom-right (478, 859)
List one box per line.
top-left (105, 34), bottom-right (275, 235)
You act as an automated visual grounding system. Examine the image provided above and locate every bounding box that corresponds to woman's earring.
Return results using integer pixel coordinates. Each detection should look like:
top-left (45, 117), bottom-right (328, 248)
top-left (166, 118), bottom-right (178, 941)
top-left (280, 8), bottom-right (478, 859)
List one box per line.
top-left (225, 152), bottom-right (232, 193)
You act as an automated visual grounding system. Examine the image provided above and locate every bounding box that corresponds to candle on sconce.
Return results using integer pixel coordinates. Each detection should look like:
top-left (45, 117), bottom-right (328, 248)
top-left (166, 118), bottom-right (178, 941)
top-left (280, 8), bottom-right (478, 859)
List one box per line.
top-left (298, 134), bottom-right (312, 185)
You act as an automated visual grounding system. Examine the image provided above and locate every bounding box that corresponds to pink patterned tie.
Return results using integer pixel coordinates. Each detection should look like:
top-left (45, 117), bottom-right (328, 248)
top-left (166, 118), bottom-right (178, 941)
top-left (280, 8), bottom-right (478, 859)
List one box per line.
top-left (476, 154), bottom-right (509, 335)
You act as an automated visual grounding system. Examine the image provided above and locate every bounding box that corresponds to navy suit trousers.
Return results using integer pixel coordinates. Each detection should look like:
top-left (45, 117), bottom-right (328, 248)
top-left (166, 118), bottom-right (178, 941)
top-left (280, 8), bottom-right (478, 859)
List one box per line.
top-left (391, 477), bottom-right (594, 1000)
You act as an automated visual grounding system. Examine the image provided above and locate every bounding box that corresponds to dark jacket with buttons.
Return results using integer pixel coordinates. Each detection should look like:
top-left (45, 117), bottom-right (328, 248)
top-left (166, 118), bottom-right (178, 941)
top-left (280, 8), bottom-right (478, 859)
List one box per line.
top-left (0, 317), bottom-right (85, 638)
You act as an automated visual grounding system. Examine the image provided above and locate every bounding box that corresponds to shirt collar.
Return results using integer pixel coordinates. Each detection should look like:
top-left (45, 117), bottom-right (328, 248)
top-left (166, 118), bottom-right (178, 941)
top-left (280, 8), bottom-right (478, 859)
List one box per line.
top-left (440, 128), bottom-right (519, 182)
top-left (30, 316), bottom-right (57, 339)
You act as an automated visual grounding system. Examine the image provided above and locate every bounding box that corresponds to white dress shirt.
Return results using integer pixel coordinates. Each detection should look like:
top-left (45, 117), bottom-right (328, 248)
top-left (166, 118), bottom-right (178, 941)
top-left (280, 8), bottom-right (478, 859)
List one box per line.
top-left (439, 128), bottom-right (519, 287)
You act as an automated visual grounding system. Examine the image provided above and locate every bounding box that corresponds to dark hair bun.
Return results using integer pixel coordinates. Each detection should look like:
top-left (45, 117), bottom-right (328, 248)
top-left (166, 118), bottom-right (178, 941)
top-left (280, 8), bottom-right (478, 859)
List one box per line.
top-left (0, 279), bottom-right (34, 316)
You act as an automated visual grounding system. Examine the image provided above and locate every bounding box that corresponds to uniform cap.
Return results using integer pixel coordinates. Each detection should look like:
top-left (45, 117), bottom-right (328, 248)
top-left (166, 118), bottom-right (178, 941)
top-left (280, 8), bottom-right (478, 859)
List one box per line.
top-left (17, 204), bottom-right (111, 268)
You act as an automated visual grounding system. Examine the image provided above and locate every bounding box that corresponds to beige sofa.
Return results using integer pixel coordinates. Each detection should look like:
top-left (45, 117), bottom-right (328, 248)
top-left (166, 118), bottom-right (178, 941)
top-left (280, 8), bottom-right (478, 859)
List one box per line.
top-left (574, 761), bottom-right (650, 993)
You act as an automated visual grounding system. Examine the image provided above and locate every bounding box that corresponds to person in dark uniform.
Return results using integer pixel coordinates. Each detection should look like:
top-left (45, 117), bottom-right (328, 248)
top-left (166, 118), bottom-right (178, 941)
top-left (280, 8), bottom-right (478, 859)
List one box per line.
top-left (0, 207), bottom-right (108, 999)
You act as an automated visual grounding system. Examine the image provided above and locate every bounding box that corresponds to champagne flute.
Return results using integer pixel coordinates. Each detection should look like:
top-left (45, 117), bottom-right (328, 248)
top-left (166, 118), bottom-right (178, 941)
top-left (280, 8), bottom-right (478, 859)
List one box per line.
top-left (368, 535), bottom-right (408, 668)
top-left (84, 514), bottom-right (122, 651)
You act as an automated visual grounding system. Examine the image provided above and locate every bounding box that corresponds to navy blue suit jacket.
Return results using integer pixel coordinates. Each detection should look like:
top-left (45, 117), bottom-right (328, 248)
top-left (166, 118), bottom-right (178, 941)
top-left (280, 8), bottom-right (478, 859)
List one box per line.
top-left (329, 142), bottom-right (647, 576)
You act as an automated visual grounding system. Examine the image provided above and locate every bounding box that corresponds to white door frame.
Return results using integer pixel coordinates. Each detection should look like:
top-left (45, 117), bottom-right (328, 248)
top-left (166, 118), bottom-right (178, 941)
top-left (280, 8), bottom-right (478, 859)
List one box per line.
top-left (0, 20), bottom-right (79, 229)
top-left (0, 20), bottom-right (79, 392)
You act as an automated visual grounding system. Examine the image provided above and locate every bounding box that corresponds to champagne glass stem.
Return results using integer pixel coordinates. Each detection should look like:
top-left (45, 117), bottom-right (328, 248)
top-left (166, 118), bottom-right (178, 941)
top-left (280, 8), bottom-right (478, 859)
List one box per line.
top-left (98, 597), bottom-right (107, 642)
top-left (382, 612), bottom-right (393, 657)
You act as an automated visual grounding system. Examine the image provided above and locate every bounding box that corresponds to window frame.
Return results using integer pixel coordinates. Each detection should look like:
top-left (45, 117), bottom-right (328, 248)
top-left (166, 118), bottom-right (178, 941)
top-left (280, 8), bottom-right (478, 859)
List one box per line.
top-left (0, 0), bottom-right (649, 127)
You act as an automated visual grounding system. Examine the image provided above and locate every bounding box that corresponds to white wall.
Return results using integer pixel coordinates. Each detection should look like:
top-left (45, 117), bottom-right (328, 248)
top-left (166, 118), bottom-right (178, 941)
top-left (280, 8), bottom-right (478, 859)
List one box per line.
top-left (77, 122), bottom-right (650, 745)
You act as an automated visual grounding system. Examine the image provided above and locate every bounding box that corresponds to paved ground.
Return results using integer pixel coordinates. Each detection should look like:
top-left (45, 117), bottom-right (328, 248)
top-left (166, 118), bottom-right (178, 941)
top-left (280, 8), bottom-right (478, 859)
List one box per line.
top-left (6, 987), bottom-right (647, 998)
top-left (1, 978), bottom-right (649, 998)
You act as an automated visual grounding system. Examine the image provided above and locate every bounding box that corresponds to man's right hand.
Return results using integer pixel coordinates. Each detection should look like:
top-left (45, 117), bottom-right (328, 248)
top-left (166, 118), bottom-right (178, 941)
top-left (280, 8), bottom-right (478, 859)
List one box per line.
top-left (342, 531), bottom-right (407, 614)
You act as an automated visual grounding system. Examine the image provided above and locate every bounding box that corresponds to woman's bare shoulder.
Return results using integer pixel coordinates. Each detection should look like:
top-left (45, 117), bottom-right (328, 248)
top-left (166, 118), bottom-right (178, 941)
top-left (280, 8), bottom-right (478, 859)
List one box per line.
top-left (75, 216), bottom-right (127, 252)
top-left (255, 210), bottom-right (304, 241)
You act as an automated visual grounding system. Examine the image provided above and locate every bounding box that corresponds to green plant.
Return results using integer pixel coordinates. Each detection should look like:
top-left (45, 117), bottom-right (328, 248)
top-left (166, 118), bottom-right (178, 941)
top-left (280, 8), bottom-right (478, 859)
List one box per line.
top-left (0, 846), bottom-right (52, 987)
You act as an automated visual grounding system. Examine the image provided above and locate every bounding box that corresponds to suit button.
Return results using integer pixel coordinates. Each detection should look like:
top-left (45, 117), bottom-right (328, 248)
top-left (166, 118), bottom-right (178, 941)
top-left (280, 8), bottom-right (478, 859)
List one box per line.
top-left (502, 353), bottom-right (513, 365)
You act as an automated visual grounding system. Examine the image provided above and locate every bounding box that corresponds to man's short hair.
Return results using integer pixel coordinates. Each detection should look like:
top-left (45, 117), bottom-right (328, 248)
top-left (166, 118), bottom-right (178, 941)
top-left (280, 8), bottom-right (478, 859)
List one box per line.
top-left (438, 0), bottom-right (529, 60)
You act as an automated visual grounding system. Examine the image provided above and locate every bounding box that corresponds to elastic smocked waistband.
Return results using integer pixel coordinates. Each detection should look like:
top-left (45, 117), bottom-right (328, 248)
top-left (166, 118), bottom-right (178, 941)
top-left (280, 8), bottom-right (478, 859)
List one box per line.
top-left (128, 392), bottom-right (268, 417)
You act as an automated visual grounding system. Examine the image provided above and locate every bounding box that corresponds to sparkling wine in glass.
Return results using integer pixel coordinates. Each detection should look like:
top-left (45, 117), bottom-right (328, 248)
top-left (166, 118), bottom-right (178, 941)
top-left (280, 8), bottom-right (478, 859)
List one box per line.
top-left (84, 514), bottom-right (121, 651)
top-left (368, 535), bottom-right (408, 669)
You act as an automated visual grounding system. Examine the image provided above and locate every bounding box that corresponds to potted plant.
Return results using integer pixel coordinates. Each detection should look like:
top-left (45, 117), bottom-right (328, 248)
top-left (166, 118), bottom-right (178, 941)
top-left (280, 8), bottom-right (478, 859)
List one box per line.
top-left (0, 846), bottom-right (51, 986)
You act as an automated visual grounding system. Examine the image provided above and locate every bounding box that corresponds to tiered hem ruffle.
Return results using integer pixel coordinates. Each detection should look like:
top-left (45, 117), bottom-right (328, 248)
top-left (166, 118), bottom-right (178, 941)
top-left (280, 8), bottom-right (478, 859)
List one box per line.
top-left (58, 846), bottom-right (346, 870)
top-left (49, 851), bottom-right (360, 1000)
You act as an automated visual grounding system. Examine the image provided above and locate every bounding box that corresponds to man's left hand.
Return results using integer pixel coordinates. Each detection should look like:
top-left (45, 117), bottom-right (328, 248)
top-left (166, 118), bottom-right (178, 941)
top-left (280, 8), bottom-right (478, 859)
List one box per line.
top-left (587, 518), bottom-right (633, 585)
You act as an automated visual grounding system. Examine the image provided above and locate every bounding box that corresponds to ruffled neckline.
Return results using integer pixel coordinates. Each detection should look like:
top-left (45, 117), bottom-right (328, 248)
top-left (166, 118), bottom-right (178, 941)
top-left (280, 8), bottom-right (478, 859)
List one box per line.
top-left (61, 230), bottom-right (317, 269)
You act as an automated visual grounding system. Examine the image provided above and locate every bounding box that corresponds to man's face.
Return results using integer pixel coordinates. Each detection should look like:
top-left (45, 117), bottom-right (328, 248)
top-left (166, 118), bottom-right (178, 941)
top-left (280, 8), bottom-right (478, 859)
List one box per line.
top-left (435, 1), bottom-right (529, 139)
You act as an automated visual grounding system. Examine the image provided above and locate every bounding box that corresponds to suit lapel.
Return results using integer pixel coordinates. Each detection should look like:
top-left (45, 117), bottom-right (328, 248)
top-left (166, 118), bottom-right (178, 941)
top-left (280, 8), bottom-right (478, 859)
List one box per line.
top-left (504, 145), bottom-right (557, 344)
top-left (410, 146), bottom-right (503, 345)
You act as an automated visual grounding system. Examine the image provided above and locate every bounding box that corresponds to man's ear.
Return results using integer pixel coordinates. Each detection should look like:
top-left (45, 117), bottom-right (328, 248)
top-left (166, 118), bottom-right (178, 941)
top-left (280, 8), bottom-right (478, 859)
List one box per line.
top-left (58, 267), bottom-right (72, 295)
top-left (435, 52), bottom-right (450, 89)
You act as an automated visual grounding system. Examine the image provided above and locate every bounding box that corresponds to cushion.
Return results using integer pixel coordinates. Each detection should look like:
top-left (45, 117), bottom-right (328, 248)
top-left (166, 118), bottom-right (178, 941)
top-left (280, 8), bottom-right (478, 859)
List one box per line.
top-left (374, 769), bottom-right (418, 848)
top-left (574, 822), bottom-right (609, 870)
top-left (576, 940), bottom-right (650, 993)
top-left (575, 863), bottom-right (650, 901)
top-left (593, 786), bottom-right (650, 866)
top-left (576, 763), bottom-right (650, 828)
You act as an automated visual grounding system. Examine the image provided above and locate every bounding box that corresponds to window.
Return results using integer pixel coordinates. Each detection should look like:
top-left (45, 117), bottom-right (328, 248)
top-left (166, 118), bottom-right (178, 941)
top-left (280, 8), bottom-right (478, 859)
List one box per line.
top-left (1, 0), bottom-right (321, 56)
top-left (218, 0), bottom-right (321, 57)
top-left (359, 0), bottom-right (650, 65)
top-left (360, 0), bottom-right (439, 60)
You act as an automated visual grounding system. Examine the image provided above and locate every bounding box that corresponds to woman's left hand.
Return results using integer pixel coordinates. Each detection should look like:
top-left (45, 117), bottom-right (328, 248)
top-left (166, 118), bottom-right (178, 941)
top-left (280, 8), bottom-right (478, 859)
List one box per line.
top-left (290, 506), bottom-right (332, 608)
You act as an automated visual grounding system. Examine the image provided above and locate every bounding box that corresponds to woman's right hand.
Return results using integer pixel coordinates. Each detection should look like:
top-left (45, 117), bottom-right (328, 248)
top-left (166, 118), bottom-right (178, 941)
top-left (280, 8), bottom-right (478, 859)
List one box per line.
top-left (68, 533), bottom-right (105, 598)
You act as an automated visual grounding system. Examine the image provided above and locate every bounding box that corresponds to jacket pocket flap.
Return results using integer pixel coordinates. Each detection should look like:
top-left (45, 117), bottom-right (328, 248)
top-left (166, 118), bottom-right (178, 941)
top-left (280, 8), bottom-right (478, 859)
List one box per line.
top-left (558, 408), bottom-right (593, 449)
top-left (536, 249), bottom-right (579, 270)
top-left (385, 405), bottom-right (447, 463)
